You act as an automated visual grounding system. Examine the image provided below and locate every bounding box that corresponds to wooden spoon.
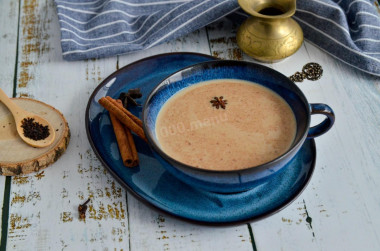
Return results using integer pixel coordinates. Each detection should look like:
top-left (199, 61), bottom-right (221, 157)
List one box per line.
top-left (0, 88), bottom-right (55, 148)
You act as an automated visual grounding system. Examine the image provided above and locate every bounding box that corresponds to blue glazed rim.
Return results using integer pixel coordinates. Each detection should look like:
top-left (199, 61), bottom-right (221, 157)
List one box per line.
top-left (143, 60), bottom-right (311, 175)
top-left (85, 52), bottom-right (316, 225)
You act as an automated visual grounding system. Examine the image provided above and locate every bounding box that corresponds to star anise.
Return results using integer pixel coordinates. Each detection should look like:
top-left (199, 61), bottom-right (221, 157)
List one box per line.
top-left (118, 88), bottom-right (143, 108)
top-left (210, 96), bottom-right (227, 109)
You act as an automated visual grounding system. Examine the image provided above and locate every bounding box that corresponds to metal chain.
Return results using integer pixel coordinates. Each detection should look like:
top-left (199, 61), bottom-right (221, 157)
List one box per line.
top-left (289, 62), bottom-right (323, 82)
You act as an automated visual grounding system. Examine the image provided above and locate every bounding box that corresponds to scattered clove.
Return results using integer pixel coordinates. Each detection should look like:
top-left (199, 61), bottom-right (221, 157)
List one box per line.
top-left (78, 198), bottom-right (91, 220)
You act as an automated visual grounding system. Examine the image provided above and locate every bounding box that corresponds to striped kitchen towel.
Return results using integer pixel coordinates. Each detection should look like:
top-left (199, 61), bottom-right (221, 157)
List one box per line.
top-left (54, 0), bottom-right (380, 76)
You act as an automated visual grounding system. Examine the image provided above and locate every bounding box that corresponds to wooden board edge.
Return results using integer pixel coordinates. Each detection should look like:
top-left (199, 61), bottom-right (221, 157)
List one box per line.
top-left (0, 98), bottom-right (71, 176)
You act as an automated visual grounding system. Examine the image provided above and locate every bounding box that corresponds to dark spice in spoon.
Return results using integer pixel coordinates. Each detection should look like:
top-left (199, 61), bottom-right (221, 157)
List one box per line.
top-left (21, 117), bottom-right (50, 140)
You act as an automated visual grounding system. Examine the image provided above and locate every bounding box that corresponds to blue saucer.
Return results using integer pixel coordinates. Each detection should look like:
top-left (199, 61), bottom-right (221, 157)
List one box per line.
top-left (86, 53), bottom-right (316, 224)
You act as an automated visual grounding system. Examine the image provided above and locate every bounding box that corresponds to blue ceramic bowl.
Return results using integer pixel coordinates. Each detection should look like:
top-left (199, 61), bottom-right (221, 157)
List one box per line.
top-left (143, 60), bottom-right (334, 193)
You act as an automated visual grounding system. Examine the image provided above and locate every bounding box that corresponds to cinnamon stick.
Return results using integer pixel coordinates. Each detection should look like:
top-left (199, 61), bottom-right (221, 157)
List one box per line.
top-left (116, 99), bottom-right (139, 165)
top-left (109, 109), bottom-right (139, 167)
top-left (106, 96), bottom-right (143, 128)
top-left (98, 96), bottom-right (147, 142)
top-left (125, 125), bottom-right (139, 165)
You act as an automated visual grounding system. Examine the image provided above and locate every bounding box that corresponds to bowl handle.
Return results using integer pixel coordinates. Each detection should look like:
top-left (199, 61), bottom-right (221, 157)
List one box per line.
top-left (307, 103), bottom-right (335, 138)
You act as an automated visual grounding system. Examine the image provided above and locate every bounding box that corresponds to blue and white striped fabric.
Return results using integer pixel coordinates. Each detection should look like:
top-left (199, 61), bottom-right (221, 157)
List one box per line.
top-left (54, 0), bottom-right (380, 76)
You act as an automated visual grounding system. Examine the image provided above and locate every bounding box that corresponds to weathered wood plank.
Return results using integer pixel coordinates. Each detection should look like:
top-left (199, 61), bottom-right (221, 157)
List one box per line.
top-left (6, 0), bottom-right (128, 249)
top-left (206, 18), bottom-right (248, 62)
top-left (254, 42), bottom-right (380, 251)
top-left (207, 16), bottom-right (380, 251)
top-left (0, 0), bottom-right (20, 246)
top-left (284, 42), bottom-right (380, 251)
top-left (206, 17), bottom-right (320, 251)
top-left (127, 196), bottom-right (253, 251)
top-left (118, 28), bottom-right (253, 251)
top-left (0, 0), bottom-right (19, 94)
top-left (247, 43), bottom-right (321, 251)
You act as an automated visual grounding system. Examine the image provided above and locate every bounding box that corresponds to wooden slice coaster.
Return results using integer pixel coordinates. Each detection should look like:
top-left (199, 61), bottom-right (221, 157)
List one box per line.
top-left (0, 98), bottom-right (70, 176)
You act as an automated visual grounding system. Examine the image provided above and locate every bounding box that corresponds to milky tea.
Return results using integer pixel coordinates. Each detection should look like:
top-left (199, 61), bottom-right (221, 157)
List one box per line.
top-left (155, 79), bottom-right (296, 171)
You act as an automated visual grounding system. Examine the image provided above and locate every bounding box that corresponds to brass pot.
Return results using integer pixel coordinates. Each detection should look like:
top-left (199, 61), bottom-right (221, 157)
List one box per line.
top-left (237, 0), bottom-right (303, 62)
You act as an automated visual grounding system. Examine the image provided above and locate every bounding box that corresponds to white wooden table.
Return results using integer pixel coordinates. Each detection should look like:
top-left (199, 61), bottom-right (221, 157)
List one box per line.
top-left (1, 1), bottom-right (380, 250)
